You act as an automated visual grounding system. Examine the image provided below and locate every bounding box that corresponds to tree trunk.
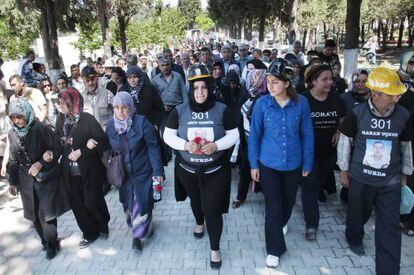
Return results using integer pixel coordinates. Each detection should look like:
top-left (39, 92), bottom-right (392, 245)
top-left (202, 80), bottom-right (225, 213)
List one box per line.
top-left (42, 0), bottom-right (60, 70)
top-left (380, 20), bottom-right (388, 51)
top-left (286, 0), bottom-right (299, 45)
top-left (302, 29), bottom-right (308, 51)
top-left (40, 8), bottom-right (51, 67)
top-left (308, 28), bottom-right (314, 50)
top-left (244, 18), bottom-right (253, 41)
top-left (389, 20), bottom-right (395, 41)
top-left (344, 0), bottom-right (362, 82)
top-left (273, 15), bottom-right (281, 43)
top-left (397, 18), bottom-right (405, 48)
top-left (323, 23), bottom-right (328, 41)
top-left (117, 13), bottom-right (127, 55)
top-left (377, 20), bottom-right (381, 44)
top-left (98, 0), bottom-right (111, 57)
top-left (258, 12), bottom-right (266, 42)
top-left (237, 21), bottom-right (242, 40)
top-left (361, 23), bottom-right (365, 45)
top-left (409, 17), bottom-right (414, 48)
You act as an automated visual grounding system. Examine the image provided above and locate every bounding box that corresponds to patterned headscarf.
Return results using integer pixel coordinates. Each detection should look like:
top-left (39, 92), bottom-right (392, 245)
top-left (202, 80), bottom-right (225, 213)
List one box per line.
top-left (58, 87), bottom-right (83, 125)
top-left (8, 99), bottom-right (36, 138)
top-left (126, 65), bottom-right (147, 104)
top-left (113, 92), bottom-right (134, 134)
top-left (247, 69), bottom-right (267, 96)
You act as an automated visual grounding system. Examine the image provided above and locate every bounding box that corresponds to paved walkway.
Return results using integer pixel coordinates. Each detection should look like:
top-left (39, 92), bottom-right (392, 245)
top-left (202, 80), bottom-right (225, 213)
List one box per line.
top-left (1, 166), bottom-right (414, 275)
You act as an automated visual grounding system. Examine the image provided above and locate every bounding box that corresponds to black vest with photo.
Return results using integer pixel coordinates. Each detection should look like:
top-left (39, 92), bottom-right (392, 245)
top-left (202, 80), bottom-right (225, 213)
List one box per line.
top-left (176, 102), bottom-right (226, 168)
top-left (350, 103), bottom-right (409, 186)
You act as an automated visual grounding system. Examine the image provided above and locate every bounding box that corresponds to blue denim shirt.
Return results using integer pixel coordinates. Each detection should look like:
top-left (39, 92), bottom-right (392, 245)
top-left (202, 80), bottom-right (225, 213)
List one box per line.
top-left (248, 94), bottom-right (314, 172)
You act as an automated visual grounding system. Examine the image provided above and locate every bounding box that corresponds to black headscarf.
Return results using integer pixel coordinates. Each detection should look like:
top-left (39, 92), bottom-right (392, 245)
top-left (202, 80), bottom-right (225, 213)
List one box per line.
top-left (188, 78), bottom-right (216, 112)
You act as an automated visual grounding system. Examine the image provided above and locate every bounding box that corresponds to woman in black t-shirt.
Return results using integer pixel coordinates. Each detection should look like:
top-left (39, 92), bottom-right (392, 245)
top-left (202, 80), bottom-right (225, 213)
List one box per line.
top-left (302, 64), bottom-right (346, 241)
top-left (163, 64), bottom-right (239, 269)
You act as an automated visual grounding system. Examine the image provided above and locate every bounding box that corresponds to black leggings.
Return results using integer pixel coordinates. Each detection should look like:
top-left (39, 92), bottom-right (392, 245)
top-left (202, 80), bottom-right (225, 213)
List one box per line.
top-left (33, 189), bottom-right (58, 248)
top-left (176, 164), bottom-right (230, 250)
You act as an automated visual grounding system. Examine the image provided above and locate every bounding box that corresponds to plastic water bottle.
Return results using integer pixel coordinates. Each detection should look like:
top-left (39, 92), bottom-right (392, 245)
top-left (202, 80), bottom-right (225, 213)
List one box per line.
top-left (152, 177), bottom-right (163, 202)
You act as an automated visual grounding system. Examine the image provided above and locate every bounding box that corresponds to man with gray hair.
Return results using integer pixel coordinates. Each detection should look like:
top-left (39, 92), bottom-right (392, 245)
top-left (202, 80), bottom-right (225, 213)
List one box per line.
top-left (154, 48), bottom-right (186, 80)
top-left (236, 43), bottom-right (252, 72)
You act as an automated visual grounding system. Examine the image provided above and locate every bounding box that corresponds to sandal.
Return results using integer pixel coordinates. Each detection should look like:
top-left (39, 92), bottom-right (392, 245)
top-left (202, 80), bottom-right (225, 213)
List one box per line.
top-left (402, 227), bottom-right (414, 237)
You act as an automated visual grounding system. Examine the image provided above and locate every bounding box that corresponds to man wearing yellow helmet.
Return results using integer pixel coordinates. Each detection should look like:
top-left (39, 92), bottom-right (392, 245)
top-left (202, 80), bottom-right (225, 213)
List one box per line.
top-left (337, 67), bottom-right (413, 275)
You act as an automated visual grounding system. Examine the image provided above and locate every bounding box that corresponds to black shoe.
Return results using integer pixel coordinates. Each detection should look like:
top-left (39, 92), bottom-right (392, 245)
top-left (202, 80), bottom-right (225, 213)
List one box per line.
top-left (79, 238), bottom-right (96, 249)
top-left (132, 238), bottom-right (142, 252)
top-left (193, 231), bottom-right (204, 239)
top-left (46, 241), bottom-right (60, 260)
top-left (210, 251), bottom-right (222, 269)
top-left (348, 243), bottom-right (365, 256)
top-left (318, 191), bottom-right (327, 202)
top-left (232, 200), bottom-right (244, 209)
top-left (305, 228), bottom-right (317, 241)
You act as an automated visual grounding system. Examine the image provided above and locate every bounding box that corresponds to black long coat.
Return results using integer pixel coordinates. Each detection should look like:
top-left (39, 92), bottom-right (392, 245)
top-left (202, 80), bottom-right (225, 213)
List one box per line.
top-left (8, 121), bottom-right (70, 222)
top-left (55, 112), bottom-right (110, 225)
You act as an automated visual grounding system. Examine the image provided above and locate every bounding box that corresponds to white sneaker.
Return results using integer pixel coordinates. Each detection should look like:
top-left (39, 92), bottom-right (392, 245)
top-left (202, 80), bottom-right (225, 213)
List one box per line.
top-left (283, 225), bottom-right (288, 235)
top-left (266, 254), bottom-right (279, 268)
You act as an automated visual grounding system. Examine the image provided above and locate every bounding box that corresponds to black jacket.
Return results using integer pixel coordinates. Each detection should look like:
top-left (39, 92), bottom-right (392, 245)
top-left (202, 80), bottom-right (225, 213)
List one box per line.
top-left (8, 121), bottom-right (70, 222)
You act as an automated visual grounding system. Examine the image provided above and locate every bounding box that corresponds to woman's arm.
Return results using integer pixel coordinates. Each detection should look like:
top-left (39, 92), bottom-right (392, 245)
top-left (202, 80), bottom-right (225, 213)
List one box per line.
top-left (248, 99), bottom-right (264, 170)
top-left (143, 118), bottom-right (164, 177)
top-left (300, 98), bottom-right (314, 173)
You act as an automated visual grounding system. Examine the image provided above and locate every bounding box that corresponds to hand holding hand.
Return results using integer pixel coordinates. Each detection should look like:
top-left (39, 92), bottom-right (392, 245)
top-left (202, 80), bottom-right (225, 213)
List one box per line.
top-left (68, 149), bottom-right (82, 162)
top-left (200, 143), bottom-right (218, 155)
top-left (28, 162), bottom-right (43, 177)
top-left (87, 139), bottom-right (98, 150)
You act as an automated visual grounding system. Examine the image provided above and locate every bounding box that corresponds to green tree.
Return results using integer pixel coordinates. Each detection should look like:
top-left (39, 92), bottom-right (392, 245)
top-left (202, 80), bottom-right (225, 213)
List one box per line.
top-left (178, 0), bottom-right (201, 29)
top-left (0, 0), bottom-right (39, 59)
top-left (71, 23), bottom-right (102, 54)
top-left (195, 13), bottom-right (215, 32)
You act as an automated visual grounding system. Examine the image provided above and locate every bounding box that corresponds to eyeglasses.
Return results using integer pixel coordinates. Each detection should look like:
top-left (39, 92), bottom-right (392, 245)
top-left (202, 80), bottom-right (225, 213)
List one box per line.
top-left (43, 84), bottom-right (51, 87)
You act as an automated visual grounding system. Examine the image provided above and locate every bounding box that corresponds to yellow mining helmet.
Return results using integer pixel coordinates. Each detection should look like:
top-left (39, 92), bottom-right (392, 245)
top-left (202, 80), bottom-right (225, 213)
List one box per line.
top-left (366, 67), bottom-right (406, 95)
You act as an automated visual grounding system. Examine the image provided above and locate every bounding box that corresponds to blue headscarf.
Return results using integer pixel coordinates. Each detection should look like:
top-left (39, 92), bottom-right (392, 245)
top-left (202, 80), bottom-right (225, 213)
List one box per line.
top-left (113, 92), bottom-right (135, 134)
top-left (8, 99), bottom-right (36, 138)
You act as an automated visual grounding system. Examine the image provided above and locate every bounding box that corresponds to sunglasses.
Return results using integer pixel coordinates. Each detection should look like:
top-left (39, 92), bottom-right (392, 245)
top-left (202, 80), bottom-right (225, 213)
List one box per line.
top-left (43, 84), bottom-right (51, 87)
top-left (354, 79), bottom-right (367, 84)
top-left (408, 60), bottom-right (414, 65)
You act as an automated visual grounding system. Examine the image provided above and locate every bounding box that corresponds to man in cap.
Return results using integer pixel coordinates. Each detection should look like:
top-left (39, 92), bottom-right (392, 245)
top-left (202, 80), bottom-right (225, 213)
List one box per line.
top-left (337, 67), bottom-right (413, 275)
top-left (81, 66), bottom-right (114, 130)
top-left (236, 43), bottom-right (252, 73)
top-left (103, 59), bottom-right (117, 95)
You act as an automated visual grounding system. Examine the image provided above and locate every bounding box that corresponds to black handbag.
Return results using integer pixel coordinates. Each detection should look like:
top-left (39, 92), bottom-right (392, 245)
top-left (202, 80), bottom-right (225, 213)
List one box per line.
top-left (106, 134), bottom-right (126, 187)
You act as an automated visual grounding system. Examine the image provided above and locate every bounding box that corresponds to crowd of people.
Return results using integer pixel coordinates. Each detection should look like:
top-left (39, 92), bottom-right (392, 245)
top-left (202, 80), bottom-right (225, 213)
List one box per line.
top-left (0, 38), bottom-right (413, 275)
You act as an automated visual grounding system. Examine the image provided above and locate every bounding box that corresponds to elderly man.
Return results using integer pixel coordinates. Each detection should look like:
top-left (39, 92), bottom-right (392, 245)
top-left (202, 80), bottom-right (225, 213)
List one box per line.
top-left (220, 44), bottom-right (240, 77)
top-left (338, 67), bottom-right (413, 275)
top-left (236, 43), bottom-right (252, 73)
top-left (81, 66), bottom-right (114, 130)
top-left (9, 74), bottom-right (47, 122)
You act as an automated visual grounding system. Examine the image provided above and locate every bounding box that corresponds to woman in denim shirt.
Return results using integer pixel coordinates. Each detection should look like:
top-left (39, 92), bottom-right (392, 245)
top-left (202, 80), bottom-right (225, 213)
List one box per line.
top-left (248, 58), bottom-right (314, 268)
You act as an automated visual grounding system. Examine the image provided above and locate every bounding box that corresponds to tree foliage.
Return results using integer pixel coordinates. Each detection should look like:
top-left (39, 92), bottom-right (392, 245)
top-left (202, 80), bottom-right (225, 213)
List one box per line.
top-left (127, 8), bottom-right (187, 49)
top-left (195, 13), bottom-right (215, 32)
top-left (178, 0), bottom-right (202, 29)
top-left (72, 23), bottom-right (102, 53)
